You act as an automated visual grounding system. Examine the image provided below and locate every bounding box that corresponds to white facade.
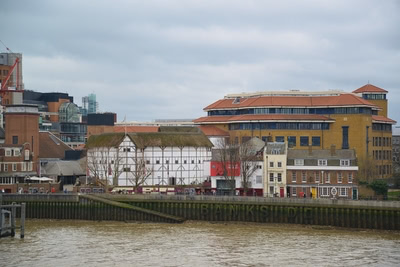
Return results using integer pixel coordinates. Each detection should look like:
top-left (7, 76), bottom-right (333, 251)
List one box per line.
top-left (263, 143), bottom-right (288, 197)
top-left (87, 136), bottom-right (212, 186)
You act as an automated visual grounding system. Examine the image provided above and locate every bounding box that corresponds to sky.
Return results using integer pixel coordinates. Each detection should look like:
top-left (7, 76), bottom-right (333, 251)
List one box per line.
top-left (1, 0), bottom-right (400, 123)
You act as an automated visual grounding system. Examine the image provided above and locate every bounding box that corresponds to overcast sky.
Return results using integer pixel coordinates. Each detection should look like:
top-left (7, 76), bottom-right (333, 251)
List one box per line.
top-left (1, 0), bottom-right (399, 123)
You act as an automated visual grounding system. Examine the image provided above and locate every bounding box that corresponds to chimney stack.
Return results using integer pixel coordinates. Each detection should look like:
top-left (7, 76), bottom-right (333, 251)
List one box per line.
top-left (330, 144), bottom-right (336, 156)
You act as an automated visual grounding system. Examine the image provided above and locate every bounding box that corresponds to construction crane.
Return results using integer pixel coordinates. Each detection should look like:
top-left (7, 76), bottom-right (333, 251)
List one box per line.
top-left (0, 40), bottom-right (23, 105)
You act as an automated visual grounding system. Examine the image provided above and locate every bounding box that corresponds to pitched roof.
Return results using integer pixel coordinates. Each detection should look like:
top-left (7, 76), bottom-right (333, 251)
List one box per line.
top-left (114, 126), bottom-right (159, 133)
top-left (353, 84), bottom-right (388, 93)
top-left (372, 115), bottom-right (397, 124)
top-left (194, 114), bottom-right (334, 124)
top-left (86, 132), bottom-right (213, 149)
top-left (287, 148), bottom-right (356, 160)
top-left (128, 132), bottom-right (213, 148)
top-left (42, 160), bottom-right (85, 176)
top-left (204, 93), bottom-right (377, 110)
top-left (198, 125), bottom-right (229, 136)
top-left (86, 132), bottom-right (126, 148)
top-left (39, 132), bottom-right (73, 159)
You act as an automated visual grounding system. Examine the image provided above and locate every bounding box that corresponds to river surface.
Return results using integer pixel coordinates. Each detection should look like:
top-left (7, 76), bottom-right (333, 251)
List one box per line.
top-left (1, 220), bottom-right (399, 267)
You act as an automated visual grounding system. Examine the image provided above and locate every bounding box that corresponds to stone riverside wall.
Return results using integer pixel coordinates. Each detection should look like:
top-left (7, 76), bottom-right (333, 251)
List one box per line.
top-left (1, 194), bottom-right (400, 230)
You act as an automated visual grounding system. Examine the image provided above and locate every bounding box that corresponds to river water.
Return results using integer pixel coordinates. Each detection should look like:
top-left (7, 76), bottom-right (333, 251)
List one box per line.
top-left (1, 220), bottom-right (399, 267)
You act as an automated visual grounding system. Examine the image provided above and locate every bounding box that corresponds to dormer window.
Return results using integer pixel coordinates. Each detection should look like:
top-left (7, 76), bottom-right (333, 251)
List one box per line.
top-left (318, 159), bottom-right (327, 166)
top-left (232, 97), bottom-right (241, 104)
top-left (340, 159), bottom-right (350, 166)
top-left (294, 159), bottom-right (304, 166)
top-left (5, 149), bottom-right (11, 157)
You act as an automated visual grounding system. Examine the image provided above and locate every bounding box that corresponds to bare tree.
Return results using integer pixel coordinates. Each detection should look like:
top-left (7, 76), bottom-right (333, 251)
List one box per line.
top-left (129, 149), bottom-right (152, 193)
top-left (239, 141), bottom-right (260, 196)
top-left (87, 147), bottom-right (123, 189)
top-left (215, 138), bottom-right (240, 195)
top-left (357, 155), bottom-right (377, 183)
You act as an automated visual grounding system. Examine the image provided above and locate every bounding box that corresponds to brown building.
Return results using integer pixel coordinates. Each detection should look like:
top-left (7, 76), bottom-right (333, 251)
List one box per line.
top-left (0, 104), bottom-right (39, 184)
top-left (286, 146), bottom-right (358, 200)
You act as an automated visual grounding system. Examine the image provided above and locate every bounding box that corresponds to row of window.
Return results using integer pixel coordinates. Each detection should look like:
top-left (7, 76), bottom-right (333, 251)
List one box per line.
top-left (378, 165), bottom-right (392, 176)
top-left (373, 150), bottom-right (392, 161)
top-left (362, 94), bottom-right (386, 100)
top-left (372, 123), bottom-right (391, 132)
top-left (290, 171), bottom-right (353, 184)
top-left (289, 187), bottom-right (348, 197)
top-left (209, 107), bottom-right (374, 116)
top-left (229, 122), bottom-right (330, 131)
top-left (269, 161), bottom-right (282, 168)
top-left (100, 159), bottom-right (206, 165)
top-left (3, 148), bottom-right (21, 157)
top-left (268, 173), bottom-right (283, 182)
top-left (373, 137), bottom-right (392, 147)
top-left (294, 159), bottom-right (350, 166)
top-left (0, 162), bottom-right (33, 172)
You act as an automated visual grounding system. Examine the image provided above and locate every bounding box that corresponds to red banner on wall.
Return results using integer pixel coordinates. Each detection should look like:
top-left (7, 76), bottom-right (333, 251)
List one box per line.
top-left (210, 161), bottom-right (240, 177)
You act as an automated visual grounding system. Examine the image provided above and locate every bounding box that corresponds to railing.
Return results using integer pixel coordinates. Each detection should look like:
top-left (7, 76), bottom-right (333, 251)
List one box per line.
top-left (104, 194), bottom-right (400, 208)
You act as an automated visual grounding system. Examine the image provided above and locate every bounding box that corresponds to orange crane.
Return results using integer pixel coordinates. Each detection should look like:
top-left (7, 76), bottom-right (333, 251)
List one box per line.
top-left (0, 40), bottom-right (23, 105)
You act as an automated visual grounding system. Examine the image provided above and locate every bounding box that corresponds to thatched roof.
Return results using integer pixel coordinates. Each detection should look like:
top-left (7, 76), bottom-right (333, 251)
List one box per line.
top-left (85, 132), bottom-right (125, 148)
top-left (86, 131), bottom-right (213, 149)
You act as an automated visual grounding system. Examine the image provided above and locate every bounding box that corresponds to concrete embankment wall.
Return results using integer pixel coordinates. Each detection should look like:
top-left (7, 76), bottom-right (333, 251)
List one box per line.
top-left (1, 194), bottom-right (400, 230)
top-left (112, 195), bottom-right (400, 230)
top-left (0, 194), bottom-right (183, 223)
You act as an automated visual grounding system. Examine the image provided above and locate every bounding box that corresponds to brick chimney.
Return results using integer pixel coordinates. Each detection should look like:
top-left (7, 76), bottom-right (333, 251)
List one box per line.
top-left (330, 144), bottom-right (336, 156)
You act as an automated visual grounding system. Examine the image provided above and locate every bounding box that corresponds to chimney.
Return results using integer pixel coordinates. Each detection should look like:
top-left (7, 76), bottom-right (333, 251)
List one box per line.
top-left (330, 144), bottom-right (336, 156)
top-left (308, 145), bottom-right (312, 155)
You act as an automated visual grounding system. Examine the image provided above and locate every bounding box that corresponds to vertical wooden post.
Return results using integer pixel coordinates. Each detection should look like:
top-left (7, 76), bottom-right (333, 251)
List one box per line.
top-left (11, 204), bottom-right (16, 237)
top-left (20, 203), bottom-right (26, 238)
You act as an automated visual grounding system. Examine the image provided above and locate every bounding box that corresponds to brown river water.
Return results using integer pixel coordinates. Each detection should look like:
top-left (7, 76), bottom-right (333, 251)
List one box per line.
top-left (1, 220), bottom-right (399, 267)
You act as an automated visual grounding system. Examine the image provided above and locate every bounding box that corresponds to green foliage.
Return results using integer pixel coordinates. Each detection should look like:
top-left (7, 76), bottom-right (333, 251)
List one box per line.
top-left (368, 180), bottom-right (389, 196)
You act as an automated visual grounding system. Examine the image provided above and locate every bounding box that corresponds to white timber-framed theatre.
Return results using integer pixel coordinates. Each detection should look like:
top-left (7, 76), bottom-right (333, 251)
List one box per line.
top-left (85, 127), bottom-right (213, 187)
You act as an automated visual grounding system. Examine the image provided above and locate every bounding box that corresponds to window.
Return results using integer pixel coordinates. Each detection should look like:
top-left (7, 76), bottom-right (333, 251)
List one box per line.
top-left (256, 175), bottom-right (262, 184)
top-left (277, 173), bottom-right (282, 182)
top-left (340, 159), bottom-right (350, 166)
top-left (288, 136), bottom-right (296, 147)
top-left (315, 172), bottom-right (320, 183)
top-left (12, 163), bottom-right (17, 171)
top-left (322, 187), bottom-right (329, 196)
top-left (12, 136), bottom-right (18, 144)
top-left (146, 160), bottom-right (150, 164)
top-left (342, 126), bottom-right (349, 149)
top-left (5, 149), bottom-right (11, 156)
top-left (156, 160), bottom-right (160, 164)
top-left (166, 160), bottom-right (169, 164)
top-left (312, 136), bottom-right (321, 146)
top-left (292, 187), bottom-right (297, 196)
top-left (318, 159), bottom-right (327, 166)
top-left (191, 160), bottom-right (195, 164)
top-left (199, 160), bottom-right (201, 164)
top-left (276, 136), bottom-right (284, 142)
top-left (339, 188), bottom-right (348, 196)
top-left (294, 159), bottom-right (304, 166)
top-left (28, 162), bottom-right (33, 171)
top-left (269, 162), bottom-right (274, 168)
top-left (14, 149), bottom-right (20, 156)
top-left (22, 162), bottom-right (26, 171)
top-left (257, 165), bottom-right (262, 169)
top-left (175, 160), bottom-right (179, 164)
top-left (302, 172), bottom-right (306, 183)
top-left (184, 160), bottom-right (187, 164)
top-left (269, 173), bottom-right (274, 182)
top-left (4, 164), bottom-right (8, 172)
top-left (325, 173), bottom-right (330, 183)
top-left (337, 172), bottom-right (342, 183)
top-left (277, 162), bottom-right (282, 168)
top-left (292, 172), bottom-right (297, 183)
top-left (123, 167), bottom-right (131, 172)
top-left (348, 173), bottom-right (353, 183)
top-left (300, 136), bottom-right (309, 146)
top-left (269, 186), bottom-right (274, 195)
top-left (123, 147), bottom-right (131, 152)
